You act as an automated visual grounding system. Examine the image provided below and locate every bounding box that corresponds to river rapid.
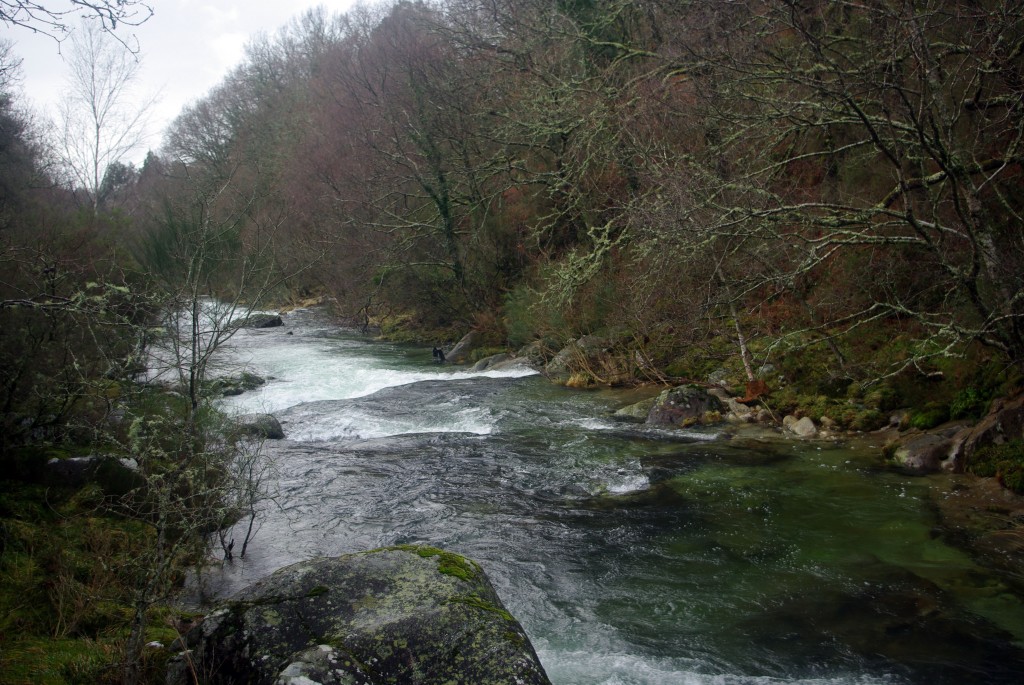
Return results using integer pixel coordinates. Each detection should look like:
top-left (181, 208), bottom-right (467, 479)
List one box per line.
top-left (207, 307), bottom-right (1024, 685)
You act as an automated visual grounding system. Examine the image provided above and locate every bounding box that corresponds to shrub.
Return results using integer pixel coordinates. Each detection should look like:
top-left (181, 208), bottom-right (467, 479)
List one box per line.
top-left (909, 403), bottom-right (949, 430)
top-left (968, 441), bottom-right (1024, 494)
top-left (949, 387), bottom-right (989, 421)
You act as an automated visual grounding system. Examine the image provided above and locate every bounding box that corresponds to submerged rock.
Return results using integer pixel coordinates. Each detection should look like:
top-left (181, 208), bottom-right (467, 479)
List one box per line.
top-left (168, 546), bottom-right (551, 685)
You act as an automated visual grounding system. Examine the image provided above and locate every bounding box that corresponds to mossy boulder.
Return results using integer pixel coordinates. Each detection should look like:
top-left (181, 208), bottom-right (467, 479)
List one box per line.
top-left (167, 546), bottom-right (550, 685)
top-left (208, 372), bottom-right (266, 397)
top-left (613, 396), bottom-right (659, 423)
top-left (647, 385), bottom-right (724, 428)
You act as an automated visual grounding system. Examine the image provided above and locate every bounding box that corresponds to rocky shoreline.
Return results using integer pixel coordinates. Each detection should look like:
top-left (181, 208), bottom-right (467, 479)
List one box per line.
top-left (435, 329), bottom-right (1024, 582)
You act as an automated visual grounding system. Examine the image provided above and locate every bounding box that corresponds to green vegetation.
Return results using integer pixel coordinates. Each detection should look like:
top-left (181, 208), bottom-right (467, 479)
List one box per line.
top-left (2, 1), bottom-right (1024, 682)
top-left (392, 545), bottom-right (483, 584)
top-left (0, 480), bottom-right (175, 684)
top-left (968, 442), bottom-right (1024, 495)
top-left (448, 594), bottom-right (516, 623)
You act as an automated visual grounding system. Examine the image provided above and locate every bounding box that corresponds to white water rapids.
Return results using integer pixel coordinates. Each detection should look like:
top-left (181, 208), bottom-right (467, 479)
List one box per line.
top-left (195, 308), bottom-right (1024, 685)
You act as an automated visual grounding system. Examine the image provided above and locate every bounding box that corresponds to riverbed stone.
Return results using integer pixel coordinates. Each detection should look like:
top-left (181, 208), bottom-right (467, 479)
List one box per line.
top-left (784, 415), bottom-right (818, 438)
top-left (614, 396), bottom-right (659, 423)
top-left (647, 385), bottom-right (724, 428)
top-left (708, 387), bottom-right (755, 423)
top-left (167, 546), bottom-right (551, 685)
top-left (208, 371), bottom-right (267, 397)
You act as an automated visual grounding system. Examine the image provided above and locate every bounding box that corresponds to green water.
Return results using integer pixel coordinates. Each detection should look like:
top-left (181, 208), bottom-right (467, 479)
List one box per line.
top-left (555, 434), bottom-right (1024, 682)
top-left (217, 315), bottom-right (1024, 683)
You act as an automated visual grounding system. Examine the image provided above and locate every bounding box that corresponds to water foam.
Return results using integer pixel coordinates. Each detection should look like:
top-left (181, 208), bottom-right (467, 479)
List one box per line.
top-left (289, 404), bottom-right (496, 442)
top-left (538, 648), bottom-right (900, 685)
top-left (218, 329), bottom-right (537, 417)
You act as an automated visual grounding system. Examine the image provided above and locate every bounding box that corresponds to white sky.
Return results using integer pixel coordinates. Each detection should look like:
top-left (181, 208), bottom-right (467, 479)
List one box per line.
top-left (7, 1), bottom-right (359, 163)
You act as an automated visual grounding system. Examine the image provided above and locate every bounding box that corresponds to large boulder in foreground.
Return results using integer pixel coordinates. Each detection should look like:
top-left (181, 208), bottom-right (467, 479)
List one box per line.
top-left (169, 546), bottom-right (551, 685)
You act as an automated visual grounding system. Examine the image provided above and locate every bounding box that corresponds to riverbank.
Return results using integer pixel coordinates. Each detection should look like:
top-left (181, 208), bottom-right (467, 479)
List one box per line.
top-left (9, 306), bottom-right (1020, 684)
top-left (414, 321), bottom-right (1024, 599)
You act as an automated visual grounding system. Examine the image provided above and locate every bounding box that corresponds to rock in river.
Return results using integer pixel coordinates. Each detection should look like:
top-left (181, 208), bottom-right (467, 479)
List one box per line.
top-left (647, 385), bottom-right (724, 428)
top-left (168, 546), bottom-right (551, 685)
top-left (232, 413), bottom-right (285, 440)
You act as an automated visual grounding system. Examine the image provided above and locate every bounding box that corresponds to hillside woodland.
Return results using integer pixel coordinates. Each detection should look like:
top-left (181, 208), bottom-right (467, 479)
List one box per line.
top-left (1, 1), bottom-right (1023, 682)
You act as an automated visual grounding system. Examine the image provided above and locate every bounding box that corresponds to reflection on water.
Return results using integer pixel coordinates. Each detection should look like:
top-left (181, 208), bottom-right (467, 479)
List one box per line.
top-left (202, 308), bottom-right (1024, 685)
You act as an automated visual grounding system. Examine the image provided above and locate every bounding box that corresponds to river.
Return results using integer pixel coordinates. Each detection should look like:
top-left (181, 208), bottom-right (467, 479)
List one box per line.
top-left (207, 307), bottom-right (1024, 685)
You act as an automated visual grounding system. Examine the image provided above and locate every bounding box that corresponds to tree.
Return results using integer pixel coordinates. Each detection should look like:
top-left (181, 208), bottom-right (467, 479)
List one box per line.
top-left (0, 0), bottom-right (153, 43)
top-left (54, 21), bottom-right (155, 213)
top-left (0, 39), bottom-right (45, 229)
top-left (665, 0), bottom-right (1024, 374)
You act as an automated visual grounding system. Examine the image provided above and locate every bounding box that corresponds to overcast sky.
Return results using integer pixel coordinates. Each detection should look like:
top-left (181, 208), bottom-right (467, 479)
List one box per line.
top-left (8, 1), bottom-right (359, 163)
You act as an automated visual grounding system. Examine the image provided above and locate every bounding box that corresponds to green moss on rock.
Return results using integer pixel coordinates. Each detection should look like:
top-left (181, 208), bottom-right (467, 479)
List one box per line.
top-left (169, 547), bottom-right (550, 685)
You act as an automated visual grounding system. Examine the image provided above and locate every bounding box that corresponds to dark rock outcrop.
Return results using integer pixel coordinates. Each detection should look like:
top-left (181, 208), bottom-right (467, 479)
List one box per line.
top-left (168, 546), bottom-right (551, 685)
top-left (232, 413), bottom-right (285, 440)
top-left (885, 394), bottom-right (1024, 475)
top-left (948, 393), bottom-right (1024, 472)
top-left (46, 455), bottom-right (102, 487)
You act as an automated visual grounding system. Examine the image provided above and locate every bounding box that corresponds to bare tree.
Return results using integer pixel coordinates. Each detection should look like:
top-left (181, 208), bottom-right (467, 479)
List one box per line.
top-left (54, 21), bottom-right (156, 213)
top-left (0, 0), bottom-right (153, 43)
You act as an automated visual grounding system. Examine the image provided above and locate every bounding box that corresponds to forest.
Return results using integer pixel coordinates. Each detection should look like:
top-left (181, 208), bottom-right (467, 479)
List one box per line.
top-left (1, 0), bottom-right (1023, 682)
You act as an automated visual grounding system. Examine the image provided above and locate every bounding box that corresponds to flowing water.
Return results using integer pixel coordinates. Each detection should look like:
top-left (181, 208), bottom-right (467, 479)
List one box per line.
top-left (207, 308), bottom-right (1024, 685)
